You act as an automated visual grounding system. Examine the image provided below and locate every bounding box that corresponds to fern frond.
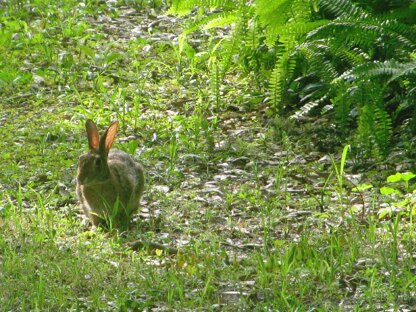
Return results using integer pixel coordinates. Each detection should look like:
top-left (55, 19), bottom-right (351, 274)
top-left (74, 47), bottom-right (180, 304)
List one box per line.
top-left (308, 17), bottom-right (416, 53)
top-left (332, 85), bottom-right (351, 134)
top-left (269, 43), bottom-right (297, 110)
top-left (297, 41), bottom-right (339, 82)
top-left (254, 0), bottom-right (293, 29)
top-left (351, 60), bottom-right (416, 84)
top-left (291, 95), bottom-right (327, 120)
top-left (168, 0), bottom-right (236, 16)
top-left (357, 103), bottom-right (376, 156)
top-left (318, 0), bottom-right (366, 18)
top-left (275, 20), bottom-right (330, 39)
top-left (337, 48), bottom-right (369, 68)
top-left (374, 106), bottom-right (392, 157)
top-left (182, 11), bottom-right (239, 35)
top-left (292, 0), bottom-right (313, 21)
top-left (216, 8), bottom-right (249, 79)
top-left (203, 12), bottom-right (238, 30)
top-left (255, 0), bottom-right (313, 48)
top-left (269, 57), bottom-right (284, 111)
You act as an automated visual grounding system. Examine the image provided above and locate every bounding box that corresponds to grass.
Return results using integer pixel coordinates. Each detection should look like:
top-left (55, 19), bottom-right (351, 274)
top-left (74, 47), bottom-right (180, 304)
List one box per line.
top-left (1, 0), bottom-right (416, 310)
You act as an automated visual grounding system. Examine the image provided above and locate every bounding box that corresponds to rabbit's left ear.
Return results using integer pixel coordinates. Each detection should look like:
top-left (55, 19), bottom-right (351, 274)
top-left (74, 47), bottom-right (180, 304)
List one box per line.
top-left (86, 120), bottom-right (100, 151)
top-left (101, 121), bottom-right (119, 153)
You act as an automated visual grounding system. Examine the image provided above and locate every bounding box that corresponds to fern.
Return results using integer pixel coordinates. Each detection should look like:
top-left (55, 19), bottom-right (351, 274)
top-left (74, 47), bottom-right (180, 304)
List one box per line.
top-left (289, 0), bottom-right (416, 157)
top-left (203, 12), bottom-right (238, 30)
top-left (357, 103), bottom-right (376, 157)
top-left (337, 48), bottom-right (369, 68)
top-left (274, 20), bottom-right (330, 39)
top-left (373, 106), bottom-right (392, 158)
top-left (331, 84), bottom-right (351, 135)
top-left (318, 0), bottom-right (366, 18)
top-left (255, 0), bottom-right (314, 47)
top-left (269, 38), bottom-right (297, 111)
top-left (351, 60), bottom-right (416, 84)
top-left (255, 0), bottom-right (293, 26)
top-left (181, 11), bottom-right (239, 35)
top-left (216, 3), bottom-right (250, 79)
top-left (348, 83), bottom-right (392, 158)
top-left (269, 55), bottom-right (284, 111)
top-left (169, 0), bottom-right (252, 109)
top-left (208, 55), bottom-right (221, 109)
top-left (168, 0), bottom-right (416, 158)
top-left (307, 7), bottom-right (416, 56)
top-left (291, 95), bottom-right (327, 120)
top-left (168, 0), bottom-right (236, 16)
top-left (178, 8), bottom-right (245, 82)
top-left (298, 41), bottom-right (339, 82)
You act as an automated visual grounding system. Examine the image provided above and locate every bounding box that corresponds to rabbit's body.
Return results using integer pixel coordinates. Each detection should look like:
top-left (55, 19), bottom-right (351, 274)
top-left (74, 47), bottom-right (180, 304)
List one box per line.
top-left (77, 120), bottom-right (145, 228)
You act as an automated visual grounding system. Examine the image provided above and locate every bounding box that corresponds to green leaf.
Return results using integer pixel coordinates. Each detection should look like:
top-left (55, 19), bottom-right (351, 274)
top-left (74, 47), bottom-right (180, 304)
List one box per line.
top-left (380, 186), bottom-right (401, 195)
top-left (386, 172), bottom-right (416, 183)
top-left (400, 172), bottom-right (416, 182)
top-left (79, 45), bottom-right (95, 59)
top-left (378, 207), bottom-right (393, 219)
top-left (340, 144), bottom-right (350, 177)
top-left (352, 183), bottom-right (373, 192)
top-left (387, 172), bottom-right (403, 183)
top-left (203, 14), bottom-right (237, 30)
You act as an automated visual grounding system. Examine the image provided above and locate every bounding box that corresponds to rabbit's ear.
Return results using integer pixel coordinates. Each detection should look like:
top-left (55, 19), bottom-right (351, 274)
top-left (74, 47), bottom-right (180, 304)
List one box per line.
top-left (101, 121), bottom-right (119, 153)
top-left (86, 120), bottom-right (99, 150)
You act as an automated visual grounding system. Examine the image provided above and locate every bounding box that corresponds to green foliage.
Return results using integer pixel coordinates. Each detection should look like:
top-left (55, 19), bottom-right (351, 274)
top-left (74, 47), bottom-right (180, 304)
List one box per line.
top-left (168, 0), bottom-right (416, 158)
top-left (378, 171), bottom-right (416, 219)
top-left (331, 84), bottom-right (351, 135)
top-left (168, 0), bottom-right (236, 16)
top-left (291, 0), bottom-right (416, 158)
top-left (269, 46), bottom-right (297, 111)
top-left (170, 0), bottom-right (254, 109)
top-left (254, 0), bottom-right (319, 111)
top-left (319, 0), bottom-right (365, 17)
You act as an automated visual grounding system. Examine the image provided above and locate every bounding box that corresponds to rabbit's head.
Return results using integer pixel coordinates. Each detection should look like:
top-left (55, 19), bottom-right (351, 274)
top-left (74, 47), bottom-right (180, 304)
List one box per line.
top-left (77, 120), bottom-right (118, 185)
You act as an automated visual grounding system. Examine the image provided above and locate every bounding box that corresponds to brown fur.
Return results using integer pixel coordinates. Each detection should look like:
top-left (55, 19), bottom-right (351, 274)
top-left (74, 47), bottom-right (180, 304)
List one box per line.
top-left (76, 120), bottom-right (145, 228)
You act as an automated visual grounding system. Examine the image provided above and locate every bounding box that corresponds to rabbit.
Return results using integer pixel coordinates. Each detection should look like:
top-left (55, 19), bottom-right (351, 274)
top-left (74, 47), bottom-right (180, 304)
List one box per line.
top-left (76, 119), bottom-right (145, 228)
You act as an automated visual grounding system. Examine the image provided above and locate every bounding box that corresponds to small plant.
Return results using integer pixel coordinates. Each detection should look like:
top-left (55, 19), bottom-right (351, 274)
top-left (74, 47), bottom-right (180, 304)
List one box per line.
top-left (377, 172), bottom-right (416, 220)
top-left (331, 144), bottom-right (350, 191)
top-left (384, 172), bottom-right (416, 193)
top-left (330, 144), bottom-right (351, 211)
top-left (168, 118), bottom-right (180, 175)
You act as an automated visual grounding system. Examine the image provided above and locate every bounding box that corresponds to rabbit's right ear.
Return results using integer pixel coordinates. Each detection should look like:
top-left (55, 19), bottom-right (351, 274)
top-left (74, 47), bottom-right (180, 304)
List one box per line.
top-left (100, 121), bottom-right (119, 153)
top-left (85, 120), bottom-right (100, 151)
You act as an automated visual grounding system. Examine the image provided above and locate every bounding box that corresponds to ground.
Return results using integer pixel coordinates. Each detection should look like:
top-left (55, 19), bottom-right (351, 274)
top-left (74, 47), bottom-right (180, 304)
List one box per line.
top-left (1, 1), bottom-right (416, 310)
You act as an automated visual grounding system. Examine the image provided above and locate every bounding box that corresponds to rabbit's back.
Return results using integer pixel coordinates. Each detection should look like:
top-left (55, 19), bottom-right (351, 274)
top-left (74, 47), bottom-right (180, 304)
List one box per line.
top-left (108, 149), bottom-right (145, 206)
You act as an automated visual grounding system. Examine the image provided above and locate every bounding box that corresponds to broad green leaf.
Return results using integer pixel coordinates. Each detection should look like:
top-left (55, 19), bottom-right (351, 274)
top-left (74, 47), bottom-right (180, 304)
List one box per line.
top-left (387, 172), bottom-right (403, 183)
top-left (400, 172), bottom-right (416, 182)
top-left (380, 186), bottom-right (401, 195)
